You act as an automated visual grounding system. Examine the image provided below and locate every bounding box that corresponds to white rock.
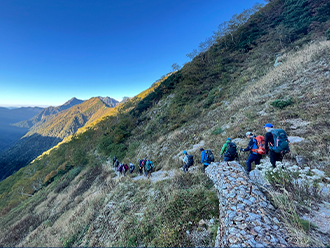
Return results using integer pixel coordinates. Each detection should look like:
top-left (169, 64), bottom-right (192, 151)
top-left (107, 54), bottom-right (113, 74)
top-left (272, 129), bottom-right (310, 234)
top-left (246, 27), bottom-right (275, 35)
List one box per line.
top-left (288, 136), bottom-right (305, 143)
top-left (311, 169), bottom-right (325, 177)
top-left (249, 169), bottom-right (268, 185)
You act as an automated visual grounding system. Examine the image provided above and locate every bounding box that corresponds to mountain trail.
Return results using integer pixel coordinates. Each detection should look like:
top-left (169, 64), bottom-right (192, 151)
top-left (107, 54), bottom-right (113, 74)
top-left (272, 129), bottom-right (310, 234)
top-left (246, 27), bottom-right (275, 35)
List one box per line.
top-left (132, 169), bottom-right (176, 182)
top-left (131, 165), bottom-right (201, 182)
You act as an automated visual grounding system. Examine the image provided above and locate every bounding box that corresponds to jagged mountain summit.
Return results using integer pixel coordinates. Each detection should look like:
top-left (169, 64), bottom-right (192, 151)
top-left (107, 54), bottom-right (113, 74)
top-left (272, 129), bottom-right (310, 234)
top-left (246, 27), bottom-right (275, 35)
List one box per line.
top-left (13, 97), bottom-right (84, 129)
top-left (98, 96), bottom-right (119, 107)
top-left (61, 97), bottom-right (84, 109)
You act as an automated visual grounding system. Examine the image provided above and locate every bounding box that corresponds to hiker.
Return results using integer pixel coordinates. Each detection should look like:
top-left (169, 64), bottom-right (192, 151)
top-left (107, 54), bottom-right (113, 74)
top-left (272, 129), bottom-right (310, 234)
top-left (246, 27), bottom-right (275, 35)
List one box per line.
top-left (240, 132), bottom-right (262, 174)
top-left (182, 150), bottom-right (194, 172)
top-left (123, 163), bottom-right (129, 176)
top-left (145, 159), bottom-right (154, 179)
top-left (220, 138), bottom-right (238, 161)
top-left (138, 159), bottom-right (144, 175)
top-left (115, 159), bottom-right (119, 168)
top-left (112, 156), bottom-right (117, 167)
top-left (264, 123), bottom-right (290, 168)
top-left (117, 163), bottom-right (123, 175)
top-left (129, 163), bottom-right (135, 173)
top-left (141, 158), bottom-right (148, 176)
top-left (182, 151), bottom-right (188, 172)
top-left (140, 158), bottom-right (146, 175)
top-left (200, 148), bottom-right (214, 172)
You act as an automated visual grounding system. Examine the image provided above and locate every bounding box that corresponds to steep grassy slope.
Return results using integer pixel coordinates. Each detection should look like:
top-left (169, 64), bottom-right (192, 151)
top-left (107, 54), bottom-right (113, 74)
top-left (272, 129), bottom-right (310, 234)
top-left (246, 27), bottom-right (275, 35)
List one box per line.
top-left (0, 0), bottom-right (330, 246)
top-left (0, 79), bottom-right (165, 213)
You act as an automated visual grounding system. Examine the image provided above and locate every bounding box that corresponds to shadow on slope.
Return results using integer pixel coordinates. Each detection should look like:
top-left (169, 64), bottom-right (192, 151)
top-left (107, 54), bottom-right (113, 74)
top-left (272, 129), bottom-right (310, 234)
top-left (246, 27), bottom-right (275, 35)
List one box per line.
top-left (0, 134), bottom-right (62, 181)
top-left (0, 125), bottom-right (29, 152)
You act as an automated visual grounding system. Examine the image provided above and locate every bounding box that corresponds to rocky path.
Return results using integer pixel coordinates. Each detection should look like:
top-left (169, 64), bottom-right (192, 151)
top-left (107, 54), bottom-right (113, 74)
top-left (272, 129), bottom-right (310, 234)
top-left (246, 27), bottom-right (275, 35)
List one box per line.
top-left (132, 169), bottom-right (176, 183)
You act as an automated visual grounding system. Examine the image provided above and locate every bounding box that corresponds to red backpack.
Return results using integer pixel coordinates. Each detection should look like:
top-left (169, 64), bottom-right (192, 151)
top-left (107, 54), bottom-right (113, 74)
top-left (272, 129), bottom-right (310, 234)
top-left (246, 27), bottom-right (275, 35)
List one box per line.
top-left (252, 136), bottom-right (266, 155)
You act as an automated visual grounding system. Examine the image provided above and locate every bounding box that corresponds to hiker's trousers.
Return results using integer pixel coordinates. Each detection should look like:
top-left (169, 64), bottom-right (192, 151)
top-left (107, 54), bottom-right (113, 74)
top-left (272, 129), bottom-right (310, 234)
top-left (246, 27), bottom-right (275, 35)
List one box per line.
top-left (246, 153), bottom-right (261, 172)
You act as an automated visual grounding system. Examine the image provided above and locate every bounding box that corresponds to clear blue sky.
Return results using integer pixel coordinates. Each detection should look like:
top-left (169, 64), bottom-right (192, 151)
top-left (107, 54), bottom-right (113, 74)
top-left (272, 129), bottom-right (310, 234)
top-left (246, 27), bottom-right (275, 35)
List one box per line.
top-left (0, 0), bottom-right (264, 107)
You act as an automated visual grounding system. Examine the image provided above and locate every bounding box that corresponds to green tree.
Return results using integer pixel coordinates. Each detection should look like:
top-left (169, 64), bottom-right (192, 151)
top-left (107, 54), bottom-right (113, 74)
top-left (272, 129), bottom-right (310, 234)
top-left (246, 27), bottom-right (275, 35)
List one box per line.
top-left (171, 63), bottom-right (181, 72)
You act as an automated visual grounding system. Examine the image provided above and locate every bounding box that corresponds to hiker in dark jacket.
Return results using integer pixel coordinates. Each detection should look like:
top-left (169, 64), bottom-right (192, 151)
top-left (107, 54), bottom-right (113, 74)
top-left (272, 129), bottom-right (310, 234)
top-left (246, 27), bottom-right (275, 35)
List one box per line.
top-left (118, 163), bottom-right (123, 175)
top-left (221, 138), bottom-right (238, 161)
top-left (138, 159), bottom-right (142, 174)
top-left (138, 158), bottom-right (145, 175)
top-left (129, 163), bottom-right (135, 173)
top-left (112, 156), bottom-right (117, 167)
top-left (123, 163), bottom-right (129, 175)
top-left (264, 123), bottom-right (283, 168)
top-left (240, 132), bottom-right (261, 174)
top-left (115, 159), bottom-right (119, 168)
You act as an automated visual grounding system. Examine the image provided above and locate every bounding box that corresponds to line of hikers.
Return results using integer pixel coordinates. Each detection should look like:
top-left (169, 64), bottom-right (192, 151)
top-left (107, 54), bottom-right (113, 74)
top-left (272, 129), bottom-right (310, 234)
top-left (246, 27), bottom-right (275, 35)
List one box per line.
top-left (182, 123), bottom-right (290, 175)
top-left (112, 156), bottom-right (154, 179)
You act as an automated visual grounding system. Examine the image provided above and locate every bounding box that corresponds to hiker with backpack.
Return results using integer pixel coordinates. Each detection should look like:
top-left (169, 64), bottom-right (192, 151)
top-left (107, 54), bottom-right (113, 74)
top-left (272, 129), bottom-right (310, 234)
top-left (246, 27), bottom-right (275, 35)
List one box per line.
top-left (145, 159), bottom-right (154, 179)
top-left (129, 163), bottom-right (135, 174)
top-left (139, 158), bottom-right (146, 175)
top-left (123, 163), bottom-right (129, 176)
top-left (264, 123), bottom-right (290, 168)
top-left (182, 150), bottom-right (194, 172)
top-left (117, 163), bottom-right (123, 175)
top-left (220, 138), bottom-right (238, 161)
top-left (200, 148), bottom-right (214, 173)
top-left (240, 132), bottom-right (263, 174)
top-left (138, 159), bottom-right (143, 175)
top-left (115, 159), bottom-right (119, 168)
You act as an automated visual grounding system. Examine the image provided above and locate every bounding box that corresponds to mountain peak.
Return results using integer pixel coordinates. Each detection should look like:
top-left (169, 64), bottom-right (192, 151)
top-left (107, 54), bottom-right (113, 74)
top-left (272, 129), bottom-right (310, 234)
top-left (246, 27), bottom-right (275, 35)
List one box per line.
top-left (98, 96), bottom-right (119, 108)
top-left (62, 97), bottom-right (84, 107)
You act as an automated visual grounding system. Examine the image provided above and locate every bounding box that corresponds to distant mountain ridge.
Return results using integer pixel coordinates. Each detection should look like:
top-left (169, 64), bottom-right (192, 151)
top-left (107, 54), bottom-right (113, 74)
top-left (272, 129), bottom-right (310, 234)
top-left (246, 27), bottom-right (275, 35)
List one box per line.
top-left (24, 97), bottom-right (116, 139)
top-left (0, 96), bottom-right (118, 181)
top-left (13, 97), bottom-right (84, 129)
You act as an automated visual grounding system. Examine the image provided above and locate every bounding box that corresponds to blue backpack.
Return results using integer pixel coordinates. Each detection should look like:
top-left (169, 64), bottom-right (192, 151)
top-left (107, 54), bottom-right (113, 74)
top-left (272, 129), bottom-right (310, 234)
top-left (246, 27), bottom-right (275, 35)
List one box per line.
top-left (270, 129), bottom-right (290, 154)
top-left (145, 161), bottom-right (152, 171)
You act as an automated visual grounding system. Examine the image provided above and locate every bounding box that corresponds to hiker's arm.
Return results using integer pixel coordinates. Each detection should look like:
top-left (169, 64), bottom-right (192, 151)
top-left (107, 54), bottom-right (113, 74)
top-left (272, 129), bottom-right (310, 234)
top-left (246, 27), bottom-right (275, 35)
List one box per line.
top-left (243, 139), bottom-right (253, 152)
top-left (264, 133), bottom-right (270, 153)
top-left (220, 144), bottom-right (227, 155)
top-left (200, 152), bottom-right (205, 163)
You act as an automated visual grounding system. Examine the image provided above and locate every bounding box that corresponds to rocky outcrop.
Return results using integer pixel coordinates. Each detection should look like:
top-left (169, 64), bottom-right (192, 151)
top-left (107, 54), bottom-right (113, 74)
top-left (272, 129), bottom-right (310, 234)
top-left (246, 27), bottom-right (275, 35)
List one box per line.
top-left (205, 161), bottom-right (290, 247)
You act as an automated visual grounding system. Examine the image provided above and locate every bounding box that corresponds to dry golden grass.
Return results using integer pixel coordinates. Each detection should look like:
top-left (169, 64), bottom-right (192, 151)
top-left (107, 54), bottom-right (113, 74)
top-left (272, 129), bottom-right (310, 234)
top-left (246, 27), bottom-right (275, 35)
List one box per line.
top-left (230, 41), bottom-right (330, 111)
top-left (10, 164), bottom-right (112, 247)
top-left (265, 188), bottom-right (323, 247)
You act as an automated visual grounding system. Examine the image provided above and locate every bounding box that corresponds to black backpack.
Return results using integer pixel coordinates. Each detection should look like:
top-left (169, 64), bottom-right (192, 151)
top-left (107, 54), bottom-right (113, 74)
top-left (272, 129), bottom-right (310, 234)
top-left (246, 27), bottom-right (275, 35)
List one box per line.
top-left (205, 150), bottom-right (215, 163)
top-left (225, 142), bottom-right (237, 158)
top-left (187, 155), bottom-right (194, 166)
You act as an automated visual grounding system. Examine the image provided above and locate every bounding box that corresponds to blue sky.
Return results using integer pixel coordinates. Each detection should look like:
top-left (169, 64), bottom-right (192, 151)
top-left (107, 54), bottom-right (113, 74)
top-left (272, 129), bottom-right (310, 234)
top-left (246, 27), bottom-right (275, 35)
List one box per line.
top-left (0, 0), bottom-right (264, 107)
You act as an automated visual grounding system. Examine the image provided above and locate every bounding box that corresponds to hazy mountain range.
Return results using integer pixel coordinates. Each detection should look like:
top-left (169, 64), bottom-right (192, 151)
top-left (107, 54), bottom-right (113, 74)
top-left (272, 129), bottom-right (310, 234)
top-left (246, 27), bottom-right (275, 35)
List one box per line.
top-left (0, 106), bottom-right (43, 152)
top-left (0, 96), bottom-right (119, 181)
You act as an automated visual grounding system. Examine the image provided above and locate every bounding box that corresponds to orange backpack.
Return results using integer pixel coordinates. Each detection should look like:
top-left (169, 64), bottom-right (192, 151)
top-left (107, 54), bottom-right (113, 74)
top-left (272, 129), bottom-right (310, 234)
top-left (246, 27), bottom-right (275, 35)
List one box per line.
top-left (252, 136), bottom-right (266, 155)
